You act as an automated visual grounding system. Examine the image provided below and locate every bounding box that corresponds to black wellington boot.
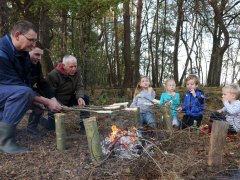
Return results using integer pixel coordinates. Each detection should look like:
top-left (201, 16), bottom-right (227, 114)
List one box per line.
top-left (79, 119), bottom-right (85, 131)
top-left (39, 112), bottom-right (55, 131)
top-left (0, 121), bottom-right (28, 154)
top-left (27, 111), bottom-right (41, 136)
top-left (79, 111), bottom-right (90, 132)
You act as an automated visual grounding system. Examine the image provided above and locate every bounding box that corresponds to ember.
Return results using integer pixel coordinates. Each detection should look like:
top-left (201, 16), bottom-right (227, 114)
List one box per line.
top-left (101, 125), bottom-right (153, 159)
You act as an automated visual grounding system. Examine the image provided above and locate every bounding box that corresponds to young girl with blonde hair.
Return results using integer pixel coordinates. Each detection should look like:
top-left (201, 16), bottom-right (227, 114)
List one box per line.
top-left (130, 76), bottom-right (157, 128)
top-left (160, 79), bottom-right (180, 127)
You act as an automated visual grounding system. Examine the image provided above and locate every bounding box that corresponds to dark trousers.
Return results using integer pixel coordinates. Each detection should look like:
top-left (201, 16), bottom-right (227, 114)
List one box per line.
top-left (180, 114), bottom-right (202, 129)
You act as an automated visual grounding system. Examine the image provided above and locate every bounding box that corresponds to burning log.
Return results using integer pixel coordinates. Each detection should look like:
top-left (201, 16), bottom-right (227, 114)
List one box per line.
top-left (107, 136), bottom-right (121, 152)
top-left (83, 117), bottom-right (102, 164)
top-left (55, 113), bottom-right (66, 151)
top-left (101, 125), bottom-right (147, 159)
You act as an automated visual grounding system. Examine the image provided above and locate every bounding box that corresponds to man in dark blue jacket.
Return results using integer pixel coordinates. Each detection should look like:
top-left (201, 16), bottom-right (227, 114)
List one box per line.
top-left (0, 20), bottom-right (62, 154)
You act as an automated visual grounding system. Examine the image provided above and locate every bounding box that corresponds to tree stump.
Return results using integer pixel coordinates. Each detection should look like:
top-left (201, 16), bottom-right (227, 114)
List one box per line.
top-left (208, 120), bottom-right (229, 167)
top-left (127, 88), bottom-right (133, 101)
top-left (135, 107), bottom-right (141, 126)
top-left (55, 113), bottom-right (66, 151)
top-left (83, 117), bottom-right (102, 164)
top-left (161, 105), bottom-right (173, 132)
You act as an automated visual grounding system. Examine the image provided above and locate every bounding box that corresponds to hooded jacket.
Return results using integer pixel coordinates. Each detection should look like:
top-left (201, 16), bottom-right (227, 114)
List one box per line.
top-left (47, 63), bottom-right (84, 105)
top-left (0, 34), bottom-right (32, 86)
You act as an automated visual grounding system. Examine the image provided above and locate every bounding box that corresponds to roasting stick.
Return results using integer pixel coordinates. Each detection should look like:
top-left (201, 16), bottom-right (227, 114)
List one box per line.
top-left (60, 102), bottom-right (130, 114)
top-left (61, 106), bottom-right (113, 114)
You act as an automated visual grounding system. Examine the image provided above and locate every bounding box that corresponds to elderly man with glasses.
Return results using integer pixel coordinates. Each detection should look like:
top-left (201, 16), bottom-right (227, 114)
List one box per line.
top-left (0, 20), bottom-right (62, 154)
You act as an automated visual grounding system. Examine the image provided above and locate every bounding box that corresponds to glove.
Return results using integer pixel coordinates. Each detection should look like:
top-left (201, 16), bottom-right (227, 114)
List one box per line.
top-left (210, 112), bottom-right (226, 121)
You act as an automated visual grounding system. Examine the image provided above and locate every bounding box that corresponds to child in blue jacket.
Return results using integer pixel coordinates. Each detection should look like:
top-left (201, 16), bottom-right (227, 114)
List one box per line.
top-left (177, 74), bottom-right (205, 129)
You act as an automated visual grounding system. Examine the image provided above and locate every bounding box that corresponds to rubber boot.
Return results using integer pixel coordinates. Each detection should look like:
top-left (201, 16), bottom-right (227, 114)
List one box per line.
top-left (79, 119), bottom-right (85, 131)
top-left (79, 112), bottom-right (90, 132)
top-left (79, 95), bottom-right (90, 132)
top-left (0, 121), bottom-right (28, 154)
top-left (39, 112), bottom-right (55, 130)
top-left (27, 111), bottom-right (41, 136)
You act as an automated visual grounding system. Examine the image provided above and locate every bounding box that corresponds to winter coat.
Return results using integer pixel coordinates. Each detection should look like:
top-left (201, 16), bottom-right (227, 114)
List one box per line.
top-left (47, 63), bottom-right (84, 105)
top-left (0, 34), bottom-right (32, 86)
top-left (160, 92), bottom-right (180, 117)
top-left (30, 62), bottom-right (54, 98)
top-left (181, 89), bottom-right (205, 116)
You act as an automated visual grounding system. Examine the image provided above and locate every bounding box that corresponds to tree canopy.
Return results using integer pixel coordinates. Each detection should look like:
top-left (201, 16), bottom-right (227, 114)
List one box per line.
top-left (1, 0), bottom-right (240, 88)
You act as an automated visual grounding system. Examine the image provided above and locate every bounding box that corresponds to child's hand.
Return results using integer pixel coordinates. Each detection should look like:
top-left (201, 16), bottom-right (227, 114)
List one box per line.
top-left (177, 107), bottom-right (182, 112)
top-left (222, 97), bottom-right (229, 103)
top-left (217, 109), bottom-right (222, 113)
top-left (165, 100), bottom-right (172, 106)
top-left (190, 89), bottom-right (196, 97)
top-left (136, 94), bottom-right (142, 98)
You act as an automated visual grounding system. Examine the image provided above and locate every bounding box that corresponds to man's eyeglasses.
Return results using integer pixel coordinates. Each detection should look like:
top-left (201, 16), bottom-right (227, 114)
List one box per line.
top-left (22, 34), bottom-right (37, 43)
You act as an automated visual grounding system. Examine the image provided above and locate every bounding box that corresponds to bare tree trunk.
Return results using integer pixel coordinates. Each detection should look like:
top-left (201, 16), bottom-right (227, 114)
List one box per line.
top-left (61, 10), bottom-right (67, 57)
top-left (207, 0), bottom-right (229, 86)
top-left (231, 40), bottom-right (240, 82)
top-left (148, 5), bottom-right (159, 87)
top-left (71, 17), bottom-right (74, 50)
top-left (179, 16), bottom-right (199, 86)
top-left (173, 0), bottom-right (184, 85)
top-left (123, 1), bottom-right (133, 88)
top-left (134, 0), bottom-right (142, 85)
top-left (39, 6), bottom-right (54, 76)
top-left (154, 0), bottom-right (160, 87)
top-left (113, 9), bottom-right (121, 87)
top-left (79, 17), bottom-right (91, 88)
top-left (160, 0), bottom-right (167, 84)
top-left (0, 0), bottom-right (8, 36)
top-left (103, 17), bottom-right (115, 87)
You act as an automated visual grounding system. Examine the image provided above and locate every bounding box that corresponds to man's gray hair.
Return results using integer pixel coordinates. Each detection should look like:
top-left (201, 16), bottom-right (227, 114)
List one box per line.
top-left (62, 55), bottom-right (77, 65)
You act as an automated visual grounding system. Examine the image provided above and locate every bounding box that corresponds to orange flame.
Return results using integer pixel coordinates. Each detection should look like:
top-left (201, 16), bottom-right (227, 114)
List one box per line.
top-left (106, 125), bottom-right (137, 142)
top-left (107, 125), bottom-right (121, 141)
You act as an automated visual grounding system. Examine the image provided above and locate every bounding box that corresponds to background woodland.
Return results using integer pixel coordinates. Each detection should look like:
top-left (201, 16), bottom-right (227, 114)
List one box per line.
top-left (1, 0), bottom-right (240, 88)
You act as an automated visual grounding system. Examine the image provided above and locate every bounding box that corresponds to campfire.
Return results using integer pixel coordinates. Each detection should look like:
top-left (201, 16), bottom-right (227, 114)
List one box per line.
top-left (101, 125), bottom-right (153, 159)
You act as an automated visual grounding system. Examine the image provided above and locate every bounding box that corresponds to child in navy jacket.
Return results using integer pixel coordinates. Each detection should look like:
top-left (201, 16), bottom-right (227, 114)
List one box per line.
top-left (177, 74), bottom-right (205, 129)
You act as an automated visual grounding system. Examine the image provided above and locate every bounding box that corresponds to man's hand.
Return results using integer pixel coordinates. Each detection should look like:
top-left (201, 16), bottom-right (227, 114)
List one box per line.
top-left (51, 97), bottom-right (58, 102)
top-left (78, 97), bottom-right (86, 107)
top-left (47, 99), bottom-right (62, 112)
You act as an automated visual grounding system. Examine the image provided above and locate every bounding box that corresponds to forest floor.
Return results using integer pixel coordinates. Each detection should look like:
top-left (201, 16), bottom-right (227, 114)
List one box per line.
top-left (0, 90), bottom-right (240, 179)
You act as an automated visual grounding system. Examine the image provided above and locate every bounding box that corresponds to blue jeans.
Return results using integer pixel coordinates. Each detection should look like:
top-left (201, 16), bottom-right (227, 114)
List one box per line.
top-left (140, 112), bottom-right (157, 128)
